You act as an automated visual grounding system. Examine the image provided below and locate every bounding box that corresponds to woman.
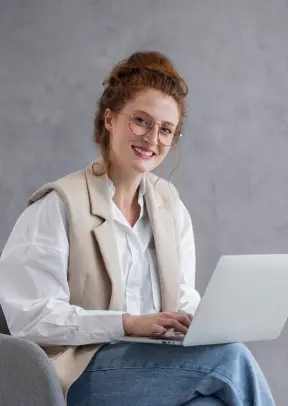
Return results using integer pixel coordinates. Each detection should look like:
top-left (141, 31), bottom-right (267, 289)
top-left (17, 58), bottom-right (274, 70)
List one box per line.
top-left (0, 51), bottom-right (274, 406)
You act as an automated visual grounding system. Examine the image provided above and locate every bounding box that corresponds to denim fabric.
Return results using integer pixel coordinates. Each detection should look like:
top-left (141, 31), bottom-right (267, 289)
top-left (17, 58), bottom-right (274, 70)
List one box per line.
top-left (67, 342), bottom-right (275, 406)
top-left (185, 397), bottom-right (226, 405)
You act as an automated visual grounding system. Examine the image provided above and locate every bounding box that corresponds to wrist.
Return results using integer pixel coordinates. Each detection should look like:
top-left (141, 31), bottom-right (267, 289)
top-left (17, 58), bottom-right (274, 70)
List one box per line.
top-left (122, 313), bottom-right (132, 336)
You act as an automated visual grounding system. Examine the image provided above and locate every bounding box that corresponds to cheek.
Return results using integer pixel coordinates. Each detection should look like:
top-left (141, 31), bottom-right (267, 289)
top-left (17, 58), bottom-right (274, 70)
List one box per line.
top-left (115, 121), bottom-right (134, 143)
top-left (159, 145), bottom-right (170, 159)
top-left (110, 124), bottom-right (129, 150)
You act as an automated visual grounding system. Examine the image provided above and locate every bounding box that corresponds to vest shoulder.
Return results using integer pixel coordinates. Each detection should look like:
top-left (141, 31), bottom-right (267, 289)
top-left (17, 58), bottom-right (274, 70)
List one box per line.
top-left (53, 168), bottom-right (87, 190)
top-left (28, 168), bottom-right (87, 206)
top-left (147, 172), bottom-right (179, 201)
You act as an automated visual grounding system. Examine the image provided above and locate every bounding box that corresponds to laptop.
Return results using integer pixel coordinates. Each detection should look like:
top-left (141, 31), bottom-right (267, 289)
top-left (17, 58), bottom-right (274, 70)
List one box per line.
top-left (115, 254), bottom-right (288, 346)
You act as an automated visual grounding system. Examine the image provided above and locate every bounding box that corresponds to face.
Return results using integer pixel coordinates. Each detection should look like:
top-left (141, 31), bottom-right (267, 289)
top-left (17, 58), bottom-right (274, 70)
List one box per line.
top-left (104, 88), bottom-right (180, 175)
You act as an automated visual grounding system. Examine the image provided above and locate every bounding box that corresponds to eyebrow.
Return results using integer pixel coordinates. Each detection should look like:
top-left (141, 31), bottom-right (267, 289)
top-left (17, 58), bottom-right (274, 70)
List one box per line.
top-left (162, 120), bottom-right (175, 127)
top-left (134, 109), bottom-right (176, 127)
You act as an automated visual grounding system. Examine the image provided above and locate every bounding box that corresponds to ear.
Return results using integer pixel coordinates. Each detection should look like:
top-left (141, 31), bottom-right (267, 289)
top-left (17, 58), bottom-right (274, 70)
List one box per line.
top-left (104, 108), bottom-right (114, 133)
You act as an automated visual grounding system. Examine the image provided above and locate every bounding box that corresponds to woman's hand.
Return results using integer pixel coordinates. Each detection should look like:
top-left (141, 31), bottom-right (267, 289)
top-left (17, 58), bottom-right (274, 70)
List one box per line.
top-left (122, 312), bottom-right (192, 337)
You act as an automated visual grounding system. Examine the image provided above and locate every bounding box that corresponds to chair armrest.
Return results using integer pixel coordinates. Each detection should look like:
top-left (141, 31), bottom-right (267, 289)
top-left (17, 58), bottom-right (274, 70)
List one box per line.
top-left (0, 333), bottom-right (65, 406)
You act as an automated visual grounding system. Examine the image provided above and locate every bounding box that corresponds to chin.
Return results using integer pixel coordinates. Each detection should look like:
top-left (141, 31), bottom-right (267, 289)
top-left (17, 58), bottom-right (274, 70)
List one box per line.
top-left (131, 162), bottom-right (153, 174)
top-left (131, 165), bottom-right (153, 173)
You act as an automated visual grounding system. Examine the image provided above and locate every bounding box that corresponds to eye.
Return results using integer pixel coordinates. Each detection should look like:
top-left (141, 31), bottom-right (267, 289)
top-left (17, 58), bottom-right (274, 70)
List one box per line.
top-left (134, 116), bottom-right (148, 126)
top-left (160, 126), bottom-right (172, 135)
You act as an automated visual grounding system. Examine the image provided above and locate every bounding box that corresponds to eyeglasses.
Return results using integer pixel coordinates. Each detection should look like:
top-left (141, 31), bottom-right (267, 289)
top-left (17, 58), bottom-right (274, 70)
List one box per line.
top-left (118, 110), bottom-right (182, 147)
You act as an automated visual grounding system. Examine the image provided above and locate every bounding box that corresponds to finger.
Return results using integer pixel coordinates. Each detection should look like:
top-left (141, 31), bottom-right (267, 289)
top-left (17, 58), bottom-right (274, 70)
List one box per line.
top-left (159, 318), bottom-right (188, 335)
top-left (179, 311), bottom-right (193, 322)
top-left (169, 320), bottom-right (188, 334)
top-left (151, 325), bottom-right (167, 336)
top-left (162, 312), bottom-right (191, 327)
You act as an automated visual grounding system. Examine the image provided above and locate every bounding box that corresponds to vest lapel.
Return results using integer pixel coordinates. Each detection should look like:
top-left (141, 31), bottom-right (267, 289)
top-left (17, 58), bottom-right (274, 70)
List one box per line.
top-left (145, 177), bottom-right (180, 312)
top-left (86, 162), bottom-right (123, 311)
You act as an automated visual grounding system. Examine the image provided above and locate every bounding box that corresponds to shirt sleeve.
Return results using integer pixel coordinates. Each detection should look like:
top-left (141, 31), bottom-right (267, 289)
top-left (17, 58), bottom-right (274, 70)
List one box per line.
top-left (0, 191), bottom-right (125, 346)
top-left (178, 200), bottom-right (201, 316)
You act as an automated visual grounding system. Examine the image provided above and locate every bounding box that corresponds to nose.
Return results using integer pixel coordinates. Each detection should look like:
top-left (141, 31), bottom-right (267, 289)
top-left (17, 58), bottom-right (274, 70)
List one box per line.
top-left (143, 123), bottom-right (159, 146)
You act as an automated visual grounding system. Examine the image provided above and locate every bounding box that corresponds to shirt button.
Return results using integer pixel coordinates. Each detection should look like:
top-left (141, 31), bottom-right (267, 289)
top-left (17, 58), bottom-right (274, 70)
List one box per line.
top-left (133, 255), bottom-right (140, 265)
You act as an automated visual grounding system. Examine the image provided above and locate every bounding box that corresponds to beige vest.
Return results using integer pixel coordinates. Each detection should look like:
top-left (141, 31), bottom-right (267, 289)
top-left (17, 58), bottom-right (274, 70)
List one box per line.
top-left (28, 159), bottom-right (182, 396)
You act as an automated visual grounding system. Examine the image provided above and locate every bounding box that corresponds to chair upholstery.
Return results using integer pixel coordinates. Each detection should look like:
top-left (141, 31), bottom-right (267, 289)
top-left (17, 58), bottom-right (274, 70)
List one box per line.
top-left (0, 304), bottom-right (10, 335)
top-left (0, 305), bottom-right (65, 406)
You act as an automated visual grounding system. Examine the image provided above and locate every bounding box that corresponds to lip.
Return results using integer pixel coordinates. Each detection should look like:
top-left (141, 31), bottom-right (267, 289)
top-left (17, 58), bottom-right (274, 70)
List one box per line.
top-left (131, 145), bottom-right (156, 155)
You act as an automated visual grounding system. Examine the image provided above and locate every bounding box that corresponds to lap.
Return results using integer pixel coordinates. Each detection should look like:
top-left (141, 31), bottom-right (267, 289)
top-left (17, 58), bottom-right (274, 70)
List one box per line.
top-left (67, 342), bottom-right (254, 406)
top-left (87, 341), bottom-right (253, 376)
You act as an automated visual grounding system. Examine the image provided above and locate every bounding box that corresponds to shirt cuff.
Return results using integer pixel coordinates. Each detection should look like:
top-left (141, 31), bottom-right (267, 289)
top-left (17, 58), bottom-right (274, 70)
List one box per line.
top-left (105, 311), bottom-right (125, 341)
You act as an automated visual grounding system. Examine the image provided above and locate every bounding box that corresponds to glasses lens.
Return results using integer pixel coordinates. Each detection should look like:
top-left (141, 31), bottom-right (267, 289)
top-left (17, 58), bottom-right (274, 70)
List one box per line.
top-left (130, 111), bottom-right (153, 136)
top-left (158, 126), bottom-right (179, 146)
top-left (129, 111), bottom-right (181, 147)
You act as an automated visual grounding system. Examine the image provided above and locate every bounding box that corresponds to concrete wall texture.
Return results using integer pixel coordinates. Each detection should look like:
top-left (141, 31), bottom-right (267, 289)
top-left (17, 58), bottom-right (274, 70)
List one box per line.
top-left (0, 0), bottom-right (288, 403)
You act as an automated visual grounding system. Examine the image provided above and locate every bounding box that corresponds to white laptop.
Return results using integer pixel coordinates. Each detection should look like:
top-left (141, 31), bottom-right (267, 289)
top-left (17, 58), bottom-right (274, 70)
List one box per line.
top-left (115, 254), bottom-right (288, 346)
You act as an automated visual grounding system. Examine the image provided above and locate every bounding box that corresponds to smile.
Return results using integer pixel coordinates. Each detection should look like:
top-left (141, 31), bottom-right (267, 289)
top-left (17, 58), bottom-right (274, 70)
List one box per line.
top-left (132, 146), bottom-right (155, 159)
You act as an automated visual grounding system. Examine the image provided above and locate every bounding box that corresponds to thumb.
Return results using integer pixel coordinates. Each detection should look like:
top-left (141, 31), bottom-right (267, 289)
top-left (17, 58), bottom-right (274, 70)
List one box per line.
top-left (152, 325), bottom-right (167, 336)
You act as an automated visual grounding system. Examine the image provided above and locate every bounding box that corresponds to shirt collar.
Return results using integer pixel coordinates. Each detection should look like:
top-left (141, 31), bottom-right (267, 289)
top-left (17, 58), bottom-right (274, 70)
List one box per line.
top-left (108, 176), bottom-right (146, 205)
top-left (108, 177), bottom-right (147, 224)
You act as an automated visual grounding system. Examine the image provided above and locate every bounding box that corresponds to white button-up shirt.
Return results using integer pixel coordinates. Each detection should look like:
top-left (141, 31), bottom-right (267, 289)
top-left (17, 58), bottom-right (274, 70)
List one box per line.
top-left (0, 180), bottom-right (200, 346)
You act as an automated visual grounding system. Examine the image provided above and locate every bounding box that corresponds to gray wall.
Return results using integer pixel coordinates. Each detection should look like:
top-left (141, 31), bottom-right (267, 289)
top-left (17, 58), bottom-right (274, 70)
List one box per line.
top-left (1, 0), bottom-right (288, 403)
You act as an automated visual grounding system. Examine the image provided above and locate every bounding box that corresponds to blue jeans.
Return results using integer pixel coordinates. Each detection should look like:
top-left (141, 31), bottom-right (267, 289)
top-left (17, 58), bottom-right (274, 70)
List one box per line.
top-left (67, 342), bottom-right (275, 406)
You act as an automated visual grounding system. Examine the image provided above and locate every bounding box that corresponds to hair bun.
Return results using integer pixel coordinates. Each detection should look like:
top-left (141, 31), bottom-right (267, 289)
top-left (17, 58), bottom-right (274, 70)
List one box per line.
top-left (103, 51), bottom-right (184, 88)
top-left (127, 51), bottom-right (179, 77)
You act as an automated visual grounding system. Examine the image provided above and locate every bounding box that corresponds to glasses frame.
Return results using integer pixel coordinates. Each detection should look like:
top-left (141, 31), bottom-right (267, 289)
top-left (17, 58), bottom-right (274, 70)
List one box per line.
top-left (117, 110), bottom-right (183, 147)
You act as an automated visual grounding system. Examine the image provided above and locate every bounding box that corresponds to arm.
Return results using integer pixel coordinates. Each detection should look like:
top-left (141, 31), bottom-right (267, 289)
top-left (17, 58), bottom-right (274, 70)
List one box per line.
top-left (0, 191), bottom-right (124, 346)
top-left (178, 200), bottom-right (201, 316)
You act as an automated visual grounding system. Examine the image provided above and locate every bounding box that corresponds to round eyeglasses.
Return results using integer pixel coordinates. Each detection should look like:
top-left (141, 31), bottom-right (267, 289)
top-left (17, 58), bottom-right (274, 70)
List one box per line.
top-left (119, 110), bottom-right (182, 147)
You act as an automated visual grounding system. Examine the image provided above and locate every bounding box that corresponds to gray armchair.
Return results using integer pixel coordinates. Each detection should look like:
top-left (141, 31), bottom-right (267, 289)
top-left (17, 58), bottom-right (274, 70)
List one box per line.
top-left (0, 306), bottom-right (225, 405)
top-left (0, 305), bottom-right (65, 406)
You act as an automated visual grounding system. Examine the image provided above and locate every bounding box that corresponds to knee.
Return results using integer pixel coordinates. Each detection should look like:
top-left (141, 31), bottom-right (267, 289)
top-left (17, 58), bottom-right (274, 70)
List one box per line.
top-left (216, 342), bottom-right (255, 366)
top-left (223, 342), bottom-right (251, 355)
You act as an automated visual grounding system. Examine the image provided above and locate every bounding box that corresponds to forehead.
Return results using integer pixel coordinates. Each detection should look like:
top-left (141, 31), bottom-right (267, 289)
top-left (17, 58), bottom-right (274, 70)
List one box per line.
top-left (123, 89), bottom-right (180, 124)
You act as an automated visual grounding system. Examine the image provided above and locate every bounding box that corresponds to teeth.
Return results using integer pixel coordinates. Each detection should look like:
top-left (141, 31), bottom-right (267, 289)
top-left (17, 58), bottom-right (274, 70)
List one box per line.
top-left (133, 147), bottom-right (153, 157)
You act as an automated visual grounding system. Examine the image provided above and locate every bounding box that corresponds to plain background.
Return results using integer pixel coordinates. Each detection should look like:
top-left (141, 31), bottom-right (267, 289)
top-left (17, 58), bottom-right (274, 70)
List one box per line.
top-left (0, 0), bottom-right (288, 404)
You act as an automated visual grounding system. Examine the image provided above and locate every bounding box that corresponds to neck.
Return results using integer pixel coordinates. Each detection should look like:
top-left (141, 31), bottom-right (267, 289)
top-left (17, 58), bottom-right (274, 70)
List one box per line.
top-left (108, 165), bottom-right (143, 210)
